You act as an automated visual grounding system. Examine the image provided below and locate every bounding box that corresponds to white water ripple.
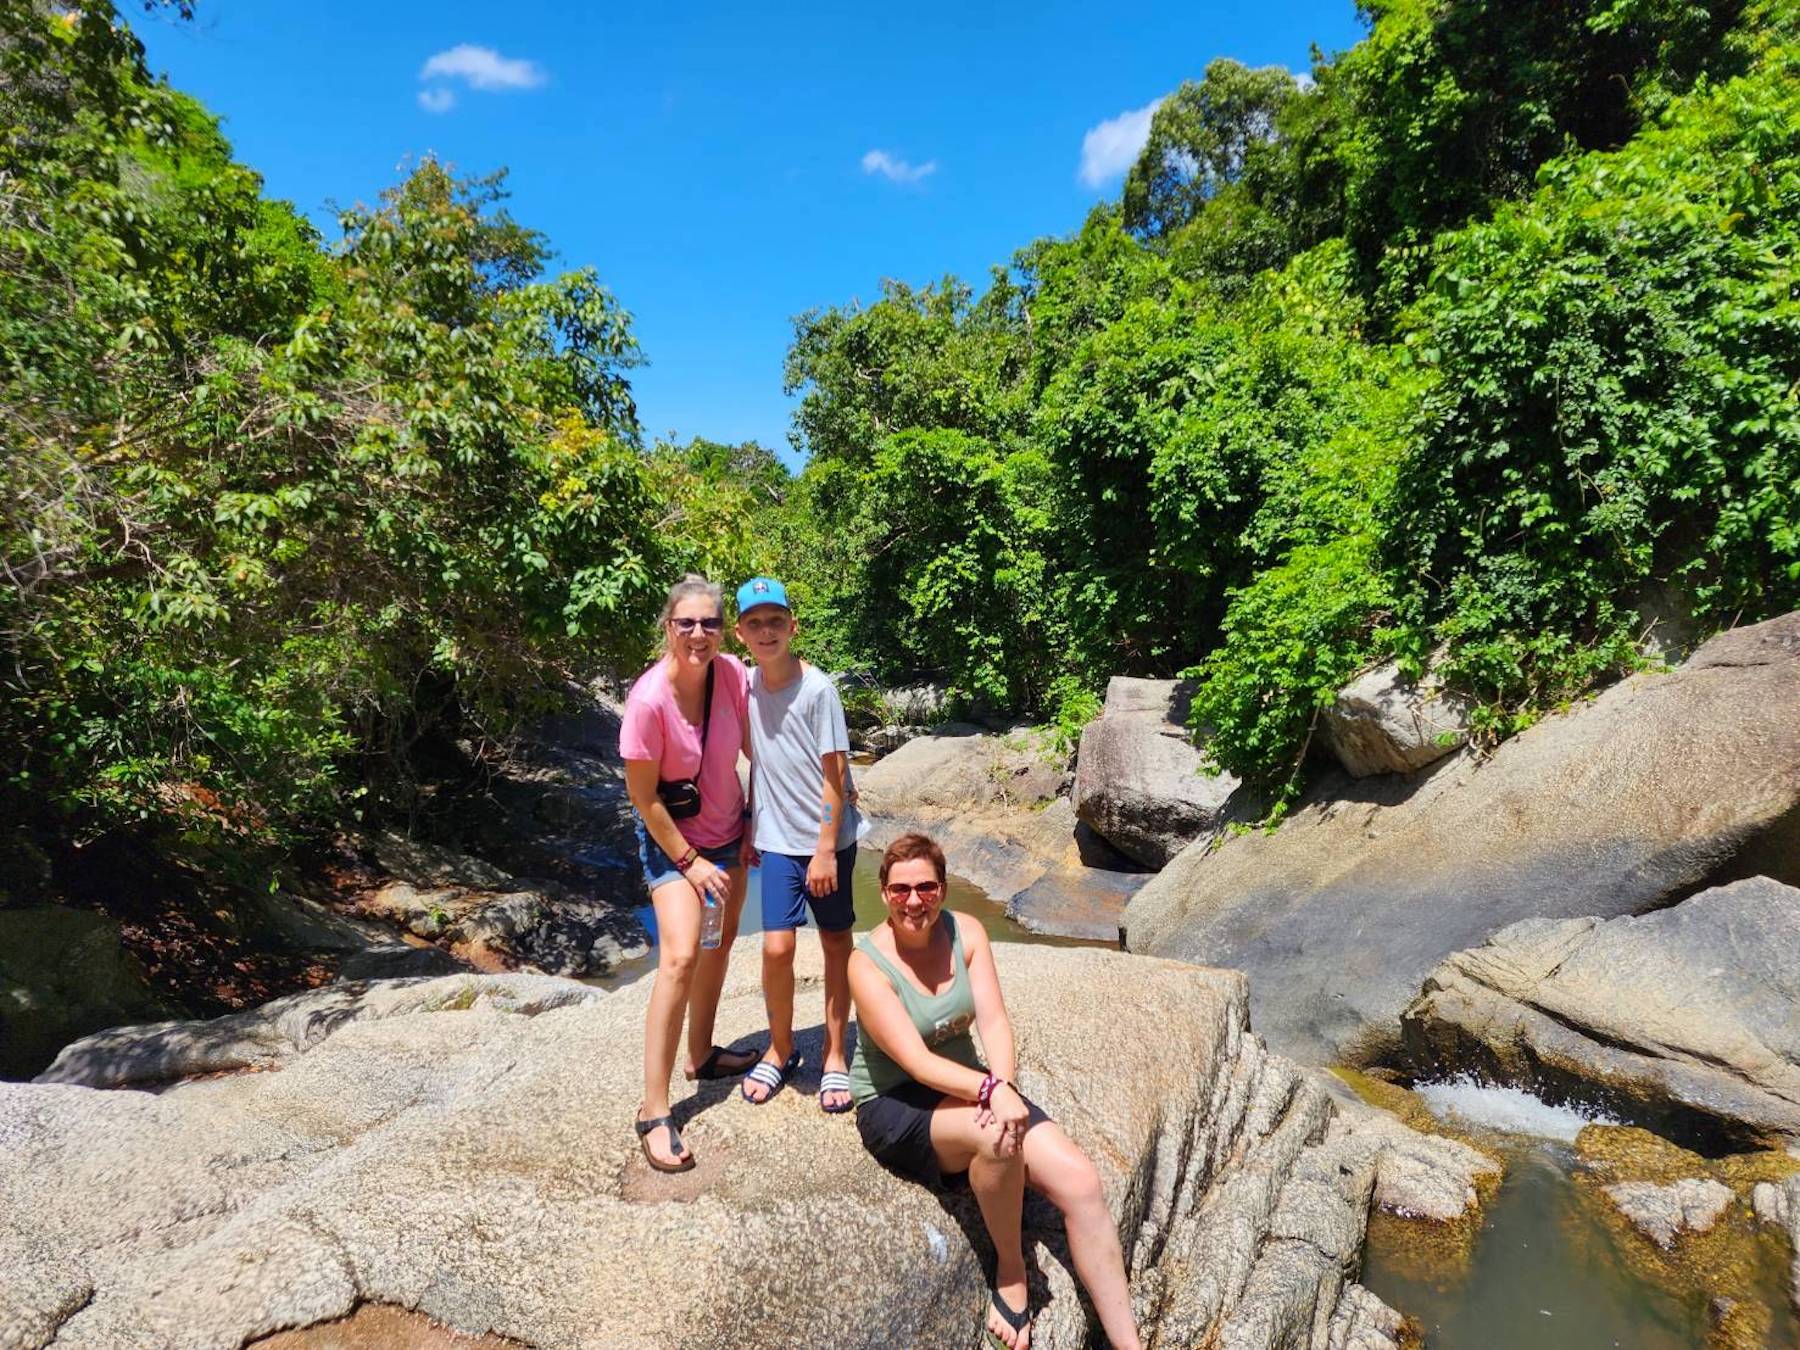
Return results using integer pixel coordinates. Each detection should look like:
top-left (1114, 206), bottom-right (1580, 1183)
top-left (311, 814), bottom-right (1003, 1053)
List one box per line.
top-left (1413, 1075), bottom-right (1622, 1142)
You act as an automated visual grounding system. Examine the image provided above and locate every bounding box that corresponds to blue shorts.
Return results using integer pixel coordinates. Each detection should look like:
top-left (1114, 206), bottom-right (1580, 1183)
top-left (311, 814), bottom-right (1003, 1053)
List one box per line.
top-left (760, 845), bottom-right (857, 933)
top-left (636, 819), bottom-right (742, 893)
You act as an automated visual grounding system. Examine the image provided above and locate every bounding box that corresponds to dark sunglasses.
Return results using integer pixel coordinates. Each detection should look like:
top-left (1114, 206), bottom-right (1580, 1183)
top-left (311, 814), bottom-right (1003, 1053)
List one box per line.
top-left (883, 880), bottom-right (944, 901)
top-left (669, 616), bottom-right (724, 635)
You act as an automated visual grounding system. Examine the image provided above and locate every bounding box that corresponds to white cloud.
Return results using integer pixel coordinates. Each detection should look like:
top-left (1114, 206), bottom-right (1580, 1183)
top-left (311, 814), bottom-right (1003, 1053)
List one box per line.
top-left (1077, 97), bottom-right (1163, 188)
top-left (1294, 69), bottom-right (1316, 92)
top-left (861, 149), bottom-right (938, 185)
top-left (417, 87), bottom-right (457, 114)
top-left (418, 44), bottom-right (547, 92)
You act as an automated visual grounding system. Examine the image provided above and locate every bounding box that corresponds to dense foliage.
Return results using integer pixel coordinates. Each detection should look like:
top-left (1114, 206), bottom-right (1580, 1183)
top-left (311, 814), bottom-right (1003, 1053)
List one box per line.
top-left (0, 2), bottom-right (762, 846)
top-left (772, 0), bottom-right (1799, 807)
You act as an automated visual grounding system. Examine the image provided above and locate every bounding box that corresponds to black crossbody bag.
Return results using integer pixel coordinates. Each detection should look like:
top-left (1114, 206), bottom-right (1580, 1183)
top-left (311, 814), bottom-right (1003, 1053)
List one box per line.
top-left (656, 662), bottom-right (714, 820)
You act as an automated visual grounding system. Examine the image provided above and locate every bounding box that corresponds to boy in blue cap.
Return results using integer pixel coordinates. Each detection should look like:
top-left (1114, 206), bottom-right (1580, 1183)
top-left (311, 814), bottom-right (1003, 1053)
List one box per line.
top-left (735, 576), bottom-right (866, 1111)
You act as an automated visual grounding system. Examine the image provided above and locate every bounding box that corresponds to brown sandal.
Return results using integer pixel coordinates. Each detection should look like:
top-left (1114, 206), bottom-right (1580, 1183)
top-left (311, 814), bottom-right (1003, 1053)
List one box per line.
top-left (634, 1112), bottom-right (694, 1173)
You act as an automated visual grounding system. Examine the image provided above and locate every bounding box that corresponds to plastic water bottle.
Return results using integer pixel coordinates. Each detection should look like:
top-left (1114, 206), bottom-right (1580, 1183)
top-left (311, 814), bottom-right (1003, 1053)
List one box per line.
top-left (700, 892), bottom-right (723, 950)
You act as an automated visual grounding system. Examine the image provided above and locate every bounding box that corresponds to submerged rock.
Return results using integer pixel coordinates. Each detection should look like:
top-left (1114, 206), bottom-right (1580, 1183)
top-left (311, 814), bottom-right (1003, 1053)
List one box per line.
top-left (1603, 1178), bottom-right (1734, 1248)
top-left (1124, 610), bottom-right (1800, 1066)
top-left (0, 945), bottom-right (1462, 1348)
top-left (1402, 876), bottom-right (1800, 1150)
top-left (1072, 677), bottom-right (1240, 869)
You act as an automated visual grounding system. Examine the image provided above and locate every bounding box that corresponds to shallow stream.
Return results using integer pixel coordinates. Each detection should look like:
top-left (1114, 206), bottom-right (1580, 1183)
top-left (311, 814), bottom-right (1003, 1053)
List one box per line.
top-left (1363, 1079), bottom-right (1799, 1349)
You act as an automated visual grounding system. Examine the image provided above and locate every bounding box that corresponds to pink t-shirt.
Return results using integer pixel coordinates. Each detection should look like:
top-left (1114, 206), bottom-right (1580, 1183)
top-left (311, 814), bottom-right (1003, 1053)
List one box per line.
top-left (619, 653), bottom-right (749, 849)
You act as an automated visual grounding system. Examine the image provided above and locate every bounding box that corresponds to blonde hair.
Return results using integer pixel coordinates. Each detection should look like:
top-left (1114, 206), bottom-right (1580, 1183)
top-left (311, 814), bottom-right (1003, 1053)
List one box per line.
top-left (659, 574), bottom-right (723, 653)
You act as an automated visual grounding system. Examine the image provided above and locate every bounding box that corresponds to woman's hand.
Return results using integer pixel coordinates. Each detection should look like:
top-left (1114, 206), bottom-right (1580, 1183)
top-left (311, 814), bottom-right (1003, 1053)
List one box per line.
top-left (987, 1082), bottom-right (1030, 1156)
top-left (686, 856), bottom-right (731, 905)
top-left (738, 836), bottom-right (760, 871)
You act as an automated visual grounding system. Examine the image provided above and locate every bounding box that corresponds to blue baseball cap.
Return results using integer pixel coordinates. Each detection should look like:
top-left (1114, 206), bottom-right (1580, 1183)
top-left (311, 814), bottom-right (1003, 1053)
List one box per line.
top-left (736, 576), bottom-right (791, 615)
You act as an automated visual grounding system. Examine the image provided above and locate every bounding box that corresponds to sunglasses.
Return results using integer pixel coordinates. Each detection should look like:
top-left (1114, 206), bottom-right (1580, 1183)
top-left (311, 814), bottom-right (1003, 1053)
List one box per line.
top-left (669, 616), bottom-right (724, 635)
top-left (882, 880), bottom-right (944, 901)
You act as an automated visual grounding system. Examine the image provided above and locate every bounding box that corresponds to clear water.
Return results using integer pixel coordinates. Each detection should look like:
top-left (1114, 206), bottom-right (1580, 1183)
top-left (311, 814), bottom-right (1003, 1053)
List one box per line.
top-left (1362, 1079), bottom-right (1799, 1349)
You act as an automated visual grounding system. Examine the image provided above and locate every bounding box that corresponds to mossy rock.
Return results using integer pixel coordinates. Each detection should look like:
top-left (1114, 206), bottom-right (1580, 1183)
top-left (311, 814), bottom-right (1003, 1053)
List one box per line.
top-left (1571, 1124), bottom-right (1798, 1349)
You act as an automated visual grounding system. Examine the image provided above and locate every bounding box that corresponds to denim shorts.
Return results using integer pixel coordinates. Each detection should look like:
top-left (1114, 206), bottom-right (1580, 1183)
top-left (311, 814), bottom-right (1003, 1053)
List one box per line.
top-left (760, 845), bottom-right (857, 932)
top-left (636, 818), bottom-right (742, 893)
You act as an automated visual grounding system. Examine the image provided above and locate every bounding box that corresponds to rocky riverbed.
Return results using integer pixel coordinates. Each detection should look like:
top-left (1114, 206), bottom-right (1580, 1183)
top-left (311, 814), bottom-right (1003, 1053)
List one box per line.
top-left (2, 942), bottom-right (1491, 1349)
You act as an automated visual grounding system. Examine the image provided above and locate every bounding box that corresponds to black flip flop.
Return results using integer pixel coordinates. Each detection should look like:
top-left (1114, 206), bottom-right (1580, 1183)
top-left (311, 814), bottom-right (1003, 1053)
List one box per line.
top-left (985, 1288), bottom-right (1031, 1350)
top-left (688, 1044), bottom-right (758, 1080)
top-left (634, 1112), bottom-right (695, 1173)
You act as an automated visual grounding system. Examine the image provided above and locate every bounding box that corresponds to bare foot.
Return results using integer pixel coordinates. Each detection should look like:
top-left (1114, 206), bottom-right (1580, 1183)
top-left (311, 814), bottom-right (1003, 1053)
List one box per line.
top-left (684, 1045), bottom-right (758, 1080)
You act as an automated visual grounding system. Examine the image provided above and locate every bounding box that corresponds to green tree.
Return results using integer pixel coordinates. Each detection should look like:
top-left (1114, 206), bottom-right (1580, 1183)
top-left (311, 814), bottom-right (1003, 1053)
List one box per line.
top-left (1122, 59), bottom-right (1298, 241)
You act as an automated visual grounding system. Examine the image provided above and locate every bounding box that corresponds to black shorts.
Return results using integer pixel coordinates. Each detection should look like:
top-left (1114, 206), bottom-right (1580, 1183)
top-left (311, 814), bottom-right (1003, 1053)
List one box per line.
top-left (855, 1080), bottom-right (1043, 1189)
top-left (855, 1081), bottom-right (959, 1188)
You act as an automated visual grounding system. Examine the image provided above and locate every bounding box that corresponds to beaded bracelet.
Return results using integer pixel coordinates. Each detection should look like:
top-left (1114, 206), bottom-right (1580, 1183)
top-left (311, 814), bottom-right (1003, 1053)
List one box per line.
top-left (977, 1073), bottom-right (999, 1111)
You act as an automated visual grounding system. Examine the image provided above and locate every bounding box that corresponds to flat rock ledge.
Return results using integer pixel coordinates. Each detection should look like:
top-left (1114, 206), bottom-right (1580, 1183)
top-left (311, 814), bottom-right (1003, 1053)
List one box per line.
top-left (1, 945), bottom-right (1483, 1349)
top-left (1402, 876), bottom-right (1800, 1151)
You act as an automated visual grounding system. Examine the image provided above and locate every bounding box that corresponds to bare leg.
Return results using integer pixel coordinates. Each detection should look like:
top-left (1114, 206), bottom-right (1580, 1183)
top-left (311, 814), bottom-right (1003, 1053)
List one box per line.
top-left (931, 1100), bottom-right (1032, 1349)
top-left (1024, 1120), bottom-right (1141, 1350)
top-left (640, 877), bottom-right (701, 1167)
top-left (818, 927), bottom-right (854, 1110)
top-left (745, 926), bottom-right (797, 1102)
top-left (683, 865), bottom-right (754, 1076)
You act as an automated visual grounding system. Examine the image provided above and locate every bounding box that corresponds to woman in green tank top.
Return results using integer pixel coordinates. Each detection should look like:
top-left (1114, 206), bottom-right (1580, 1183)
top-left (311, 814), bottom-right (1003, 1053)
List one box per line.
top-left (847, 833), bottom-right (1142, 1350)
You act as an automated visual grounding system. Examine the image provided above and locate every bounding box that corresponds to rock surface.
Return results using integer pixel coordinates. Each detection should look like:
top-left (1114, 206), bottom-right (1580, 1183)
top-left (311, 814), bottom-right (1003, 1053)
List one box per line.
top-left (0, 945), bottom-right (1470, 1349)
top-left (1603, 1178), bottom-right (1735, 1248)
top-left (354, 835), bottom-right (649, 980)
top-left (1124, 611), bottom-right (1800, 1065)
top-left (857, 723), bottom-right (1149, 935)
top-left (1073, 678), bottom-right (1240, 869)
top-left (1403, 876), bottom-right (1800, 1149)
top-left (1321, 658), bottom-right (1471, 779)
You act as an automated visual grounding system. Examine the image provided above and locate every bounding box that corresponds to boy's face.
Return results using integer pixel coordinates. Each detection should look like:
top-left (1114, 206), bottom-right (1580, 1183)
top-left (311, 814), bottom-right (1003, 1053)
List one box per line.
top-left (736, 605), bottom-right (797, 664)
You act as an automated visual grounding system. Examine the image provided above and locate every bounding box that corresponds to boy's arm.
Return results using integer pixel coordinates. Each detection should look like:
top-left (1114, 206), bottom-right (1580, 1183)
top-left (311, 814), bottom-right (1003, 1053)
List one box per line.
top-left (806, 750), bottom-right (846, 898)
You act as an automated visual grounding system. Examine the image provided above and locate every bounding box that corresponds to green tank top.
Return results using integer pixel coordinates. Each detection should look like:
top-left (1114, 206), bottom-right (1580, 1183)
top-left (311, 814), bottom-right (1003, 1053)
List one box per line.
top-left (849, 912), bottom-right (984, 1105)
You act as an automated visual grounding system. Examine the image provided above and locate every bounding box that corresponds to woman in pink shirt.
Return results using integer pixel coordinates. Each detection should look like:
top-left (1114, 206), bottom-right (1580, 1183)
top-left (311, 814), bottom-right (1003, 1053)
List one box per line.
top-left (621, 574), bottom-right (757, 1172)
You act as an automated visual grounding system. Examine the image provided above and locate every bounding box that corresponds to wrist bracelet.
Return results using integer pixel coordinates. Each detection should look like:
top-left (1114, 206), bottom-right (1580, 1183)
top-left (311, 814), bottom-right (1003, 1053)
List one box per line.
top-left (674, 845), bottom-right (698, 873)
top-left (977, 1073), bottom-right (998, 1111)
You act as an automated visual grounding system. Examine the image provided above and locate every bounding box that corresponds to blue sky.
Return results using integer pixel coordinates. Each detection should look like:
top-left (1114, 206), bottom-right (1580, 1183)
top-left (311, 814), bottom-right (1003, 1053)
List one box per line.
top-left (137, 1), bottom-right (1367, 463)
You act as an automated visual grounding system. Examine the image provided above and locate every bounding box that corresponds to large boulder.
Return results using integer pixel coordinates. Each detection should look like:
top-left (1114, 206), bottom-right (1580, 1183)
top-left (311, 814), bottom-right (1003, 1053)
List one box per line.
top-left (0, 946), bottom-right (1483, 1349)
top-left (1124, 610), bottom-right (1800, 1066)
top-left (0, 907), bottom-right (170, 1081)
top-left (1320, 659), bottom-right (1470, 779)
top-left (1402, 876), bottom-right (1800, 1150)
top-left (1073, 678), bottom-right (1240, 869)
top-left (856, 724), bottom-right (1154, 936)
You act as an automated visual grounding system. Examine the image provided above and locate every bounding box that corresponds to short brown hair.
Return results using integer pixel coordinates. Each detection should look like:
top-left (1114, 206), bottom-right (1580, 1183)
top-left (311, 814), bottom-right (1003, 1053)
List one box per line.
top-left (879, 833), bottom-right (946, 888)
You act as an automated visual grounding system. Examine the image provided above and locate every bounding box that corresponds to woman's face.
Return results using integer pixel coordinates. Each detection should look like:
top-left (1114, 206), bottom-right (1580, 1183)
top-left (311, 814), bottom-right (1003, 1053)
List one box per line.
top-left (882, 856), bottom-right (945, 936)
top-left (666, 594), bottom-right (724, 669)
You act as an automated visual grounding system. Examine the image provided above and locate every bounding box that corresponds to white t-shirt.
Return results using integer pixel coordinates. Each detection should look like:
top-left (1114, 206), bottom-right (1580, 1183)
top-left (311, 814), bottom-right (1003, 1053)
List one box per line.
top-left (747, 664), bottom-right (867, 856)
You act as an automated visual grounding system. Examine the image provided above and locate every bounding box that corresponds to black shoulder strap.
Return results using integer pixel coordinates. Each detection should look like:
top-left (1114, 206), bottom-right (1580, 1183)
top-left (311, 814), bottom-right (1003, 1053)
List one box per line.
top-left (698, 660), bottom-right (717, 761)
